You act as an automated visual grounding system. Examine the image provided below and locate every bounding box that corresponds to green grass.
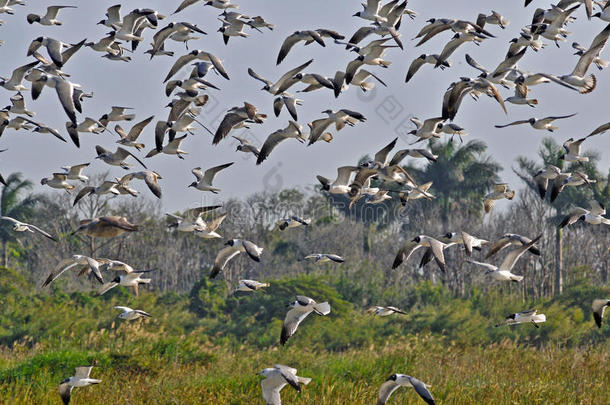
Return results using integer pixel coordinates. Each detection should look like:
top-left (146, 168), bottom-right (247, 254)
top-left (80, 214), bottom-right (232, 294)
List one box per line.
top-left (1, 335), bottom-right (608, 404)
top-left (0, 272), bottom-right (609, 404)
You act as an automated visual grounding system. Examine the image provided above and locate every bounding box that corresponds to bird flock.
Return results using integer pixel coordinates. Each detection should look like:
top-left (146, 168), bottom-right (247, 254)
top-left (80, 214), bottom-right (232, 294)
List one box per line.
top-left (1, 0), bottom-right (609, 404)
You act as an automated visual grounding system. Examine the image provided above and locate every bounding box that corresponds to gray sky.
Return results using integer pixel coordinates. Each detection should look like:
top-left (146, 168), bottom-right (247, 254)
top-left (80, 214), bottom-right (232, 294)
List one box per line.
top-left (0, 0), bottom-right (609, 213)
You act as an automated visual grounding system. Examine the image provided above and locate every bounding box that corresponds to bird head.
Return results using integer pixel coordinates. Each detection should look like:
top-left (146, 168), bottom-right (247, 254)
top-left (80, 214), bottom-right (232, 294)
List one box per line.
top-left (188, 181), bottom-right (197, 188)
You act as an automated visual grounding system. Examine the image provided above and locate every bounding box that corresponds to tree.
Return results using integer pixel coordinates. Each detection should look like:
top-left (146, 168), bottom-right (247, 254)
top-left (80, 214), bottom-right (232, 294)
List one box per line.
top-left (0, 173), bottom-right (37, 267)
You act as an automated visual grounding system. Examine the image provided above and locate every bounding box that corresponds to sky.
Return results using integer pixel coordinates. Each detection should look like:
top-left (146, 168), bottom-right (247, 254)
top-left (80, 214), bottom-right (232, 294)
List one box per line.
top-left (0, 0), bottom-right (609, 213)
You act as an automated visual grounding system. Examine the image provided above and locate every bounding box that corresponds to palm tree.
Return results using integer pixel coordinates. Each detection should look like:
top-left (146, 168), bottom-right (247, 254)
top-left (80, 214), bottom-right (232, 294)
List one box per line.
top-left (0, 173), bottom-right (37, 267)
top-left (404, 139), bottom-right (502, 229)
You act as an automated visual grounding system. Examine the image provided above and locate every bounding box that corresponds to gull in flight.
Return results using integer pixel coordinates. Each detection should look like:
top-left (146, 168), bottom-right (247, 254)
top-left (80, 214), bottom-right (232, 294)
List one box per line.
top-left (42, 255), bottom-right (105, 287)
top-left (235, 279), bottom-right (269, 292)
top-left (559, 200), bottom-right (610, 228)
top-left (281, 295), bottom-right (330, 345)
top-left (367, 306), bottom-right (407, 316)
top-left (303, 253), bottom-right (344, 263)
top-left (70, 216), bottom-right (139, 238)
top-left (0, 216), bottom-right (56, 241)
top-left (27, 5), bottom-right (76, 26)
top-left (209, 239), bottom-right (263, 278)
top-left (277, 215), bottom-right (310, 230)
top-left (466, 235), bottom-right (542, 282)
top-left (97, 270), bottom-right (154, 296)
top-left (59, 364), bottom-right (101, 405)
top-left (392, 235), bottom-right (447, 273)
top-left (259, 364), bottom-right (311, 405)
top-left (166, 205), bottom-right (222, 232)
top-left (483, 183), bottom-right (515, 214)
top-left (114, 306), bottom-right (151, 320)
top-left (494, 113), bottom-right (577, 132)
top-left (378, 374), bottom-right (435, 405)
top-left (485, 234), bottom-right (541, 259)
top-left (495, 309), bottom-right (546, 328)
top-left (188, 162), bottom-right (234, 193)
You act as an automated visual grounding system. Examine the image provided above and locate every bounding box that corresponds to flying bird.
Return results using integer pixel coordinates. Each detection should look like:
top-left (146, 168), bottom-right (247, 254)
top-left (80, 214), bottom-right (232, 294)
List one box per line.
top-left (259, 364), bottom-right (311, 405)
top-left (494, 114), bottom-right (577, 132)
top-left (97, 270), bottom-right (153, 296)
top-left (235, 279), bottom-right (270, 292)
top-left (281, 295), bottom-right (330, 345)
top-left (59, 364), bottom-right (101, 405)
top-left (27, 5), bottom-right (76, 26)
top-left (466, 235), bottom-right (542, 282)
top-left (495, 309), bottom-right (546, 328)
top-left (378, 374), bottom-right (435, 405)
top-left (483, 183), bottom-right (515, 213)
top-left (0, 216), bottom-right (56, 241)
top-left (188, 162), bottom-right (234, 193)
top-left (114, 306), bottom-right (151, 320)
top-left (209, 239), bottom-right (263, 278)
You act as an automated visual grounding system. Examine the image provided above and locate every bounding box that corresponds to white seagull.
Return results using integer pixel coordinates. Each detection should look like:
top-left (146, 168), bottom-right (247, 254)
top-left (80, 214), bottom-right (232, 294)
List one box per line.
top-left (259, 364), bottom-right (311, 405)
top-left (281, 295), bottom-right (330, 345)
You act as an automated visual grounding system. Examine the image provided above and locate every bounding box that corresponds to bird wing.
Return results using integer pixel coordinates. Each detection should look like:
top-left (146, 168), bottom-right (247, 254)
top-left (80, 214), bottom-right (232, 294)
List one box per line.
top-left (281, 307), bottom-right (311, 344)
top-left (247, 67), bottom-right (273, 87)
top-left (127, 115), bottom-right (154, 140)
top-left (113, 306), bottom-right (132, 313)
top-left (428, 237), bottom-right (447, 272)
top-left (499, 234), bottom-right (542, 271)
top-left (589, 200), bottom-right (605, 216)
top-left (73, 186), bottom-right (94, 205)
top-left (257, 129), bottom-right (289, 165)
top-left (325, 254), bottom-right (345, 263)
top-left (54, 79), bottom-right (77, 124)
top-left (276, 32), bottom-right (303, 65)
top-left (164, 52), bottom-right (196, 82)
top-left (173, 0), bottom-right (201, 14)
top-left (213, 112), bottom-right (246, 144)
top-left (466, 258), bottom-right (497, 271)
top-left (116, 147), bottom-right (148, 169)
top-left (96, 281), bottom-right (119, 296)
top-left (203, 162), bottom-right (234, 184)
top-left (485, 236), bottom-right (510, 259)
top-left (209, 246), bottom-right (241, 278)
top-left (586, 121), bottom-right (610, 137)
top-left (99, 216), bottom-right (139, 231)
top-left (191, 167), bottom-right (205, 182)
top-left (374, 138), bottom-right (398, 165)
top-left (392, 241), bottom-right (422, 269)
top-left (59, 383), bottom-right (73, 405)
top-left (274, 59), bottom-right (314, 93)
top-left (144, 172), bottom-right (162, 198)
top-left (460, 231), bottom-right (475, 256)
top-left (42, 257), bottom-right (79, 287)
top-left (407, 376), bottom-right (435, 405)
top-left (592, 299), bottom-right (609, 328)
top-left (405, 58), bottom-right (426, 83)
top-left (377, 380), bottom-right (402, 405)
top-left (241, 240), bottom-right (262, 262)
top-left (27, 223), bottom-right (57, 241)
top-left (336, 166), bottom-right (358, 185)
top-left (204, 212), bottom-right (227, 232)
top-left (307, 118), bottom-right (333, 145)
top-left (465, 54), bottom-right (488, 73)
top-left (0, 216), bottom-right (19, 225)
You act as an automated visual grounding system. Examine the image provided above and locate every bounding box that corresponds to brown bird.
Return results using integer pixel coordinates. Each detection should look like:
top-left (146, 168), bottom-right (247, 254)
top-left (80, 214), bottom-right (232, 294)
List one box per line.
top-left (70, 216), bottom-right (139, 238)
